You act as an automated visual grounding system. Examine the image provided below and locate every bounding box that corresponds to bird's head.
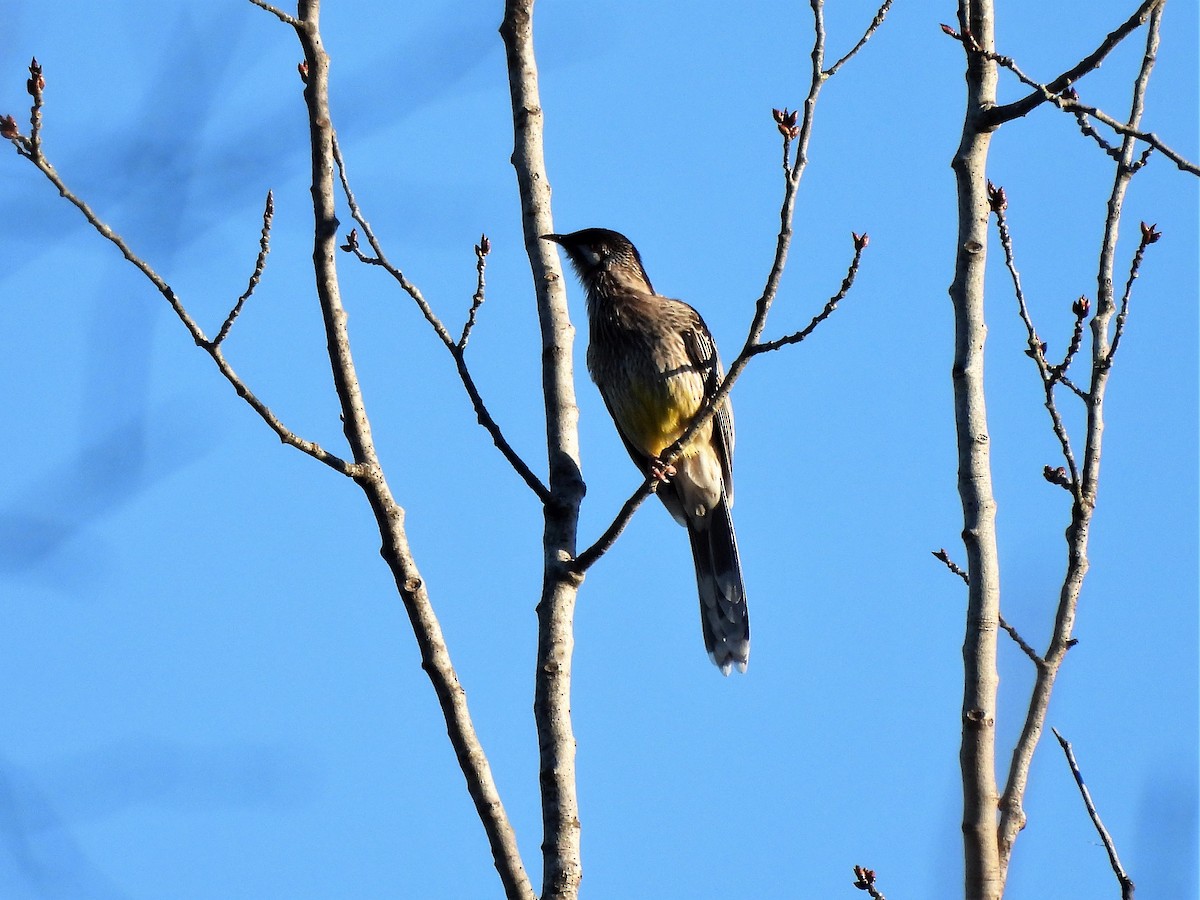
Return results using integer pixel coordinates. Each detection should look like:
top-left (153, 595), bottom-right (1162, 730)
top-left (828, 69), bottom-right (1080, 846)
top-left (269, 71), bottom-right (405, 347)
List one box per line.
top-left (542, 228), bottom-right (655, 294)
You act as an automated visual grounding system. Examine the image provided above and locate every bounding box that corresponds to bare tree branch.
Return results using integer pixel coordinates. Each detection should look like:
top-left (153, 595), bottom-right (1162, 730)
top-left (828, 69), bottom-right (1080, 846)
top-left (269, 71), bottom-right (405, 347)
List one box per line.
top-left (987, 182), bottom-right (1082, 495)
top-left (997, 2), bottom-right (1166, 875)
top-left (983, 0), bottom-right (1161, 125)
top-left (948, 1), bottom-right (1005, 893)
top-left (4, 99), bottom-right (357, 475)
top-left (460, 235), bottom-right (490, 349)
top-left (1051, 728), bottom-right (1137, 900)
top-left (1106, 221), bottom-right (1160, 366)
top-left (944, 5), bottom-right (1198, 175)
top-left (933, 550), bottom-right (1043, 666)
top-left (824, 0), bottom-right (895, 77)
top-left (500, 1), bottom-right (586, 897)
top-left (331, 135), bottom-right (551, 503)
top-left (245, 0), bottom-right (300, 26)
top-left (215, 190), bottom-right (274, 347)
top-left (258, 4), bottom-right (537, 896)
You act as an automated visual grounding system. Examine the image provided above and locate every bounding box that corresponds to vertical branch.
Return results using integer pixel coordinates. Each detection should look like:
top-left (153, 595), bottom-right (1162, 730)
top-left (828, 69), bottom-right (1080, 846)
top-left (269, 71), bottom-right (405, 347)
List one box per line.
top-left (948, 2), bottom-right (1003, 898)
top-left (499, 2), bottom-right (586, 898)
top-left (287, 3), bottom-right (535, 897)
top-left (996, 1), bottom-right (1164, 877)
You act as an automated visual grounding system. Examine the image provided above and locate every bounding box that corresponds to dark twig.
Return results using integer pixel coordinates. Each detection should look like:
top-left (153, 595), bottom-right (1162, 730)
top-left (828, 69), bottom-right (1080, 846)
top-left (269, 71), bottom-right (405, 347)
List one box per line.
top-left (26, 57), bottom-right (44, 160)
top-left (246, 0), bottom-right (301, 26)
top-left (982, 0), bottom-right (1162, 127)
top-left (460, 235), bottom-right (490, 349)
top-left (998, 3), bottom-right (1167, 870)
top-left (1106, 222), bottom-right (1160, 367)
top-left (988, 182), bottom-right (1081, 495)
top-left (751, 232), bottom-right (868, 356)
top-left (8, 69), bottom-right (353, 475)
top-left (947, 21), bottom-right (1198, 175)
top-left (933, 550), bottom-right (1042, 665)
top-left (215, 190), bottom-right (274, 347)
top-left (330, 133), bottom-right (551, 503)
top-left (851, 865), bottom-right (887, 900)
top-left (1051, 729), bottom-right (1136, 899)
top-left (1054, 297), bottom-right (1089, 380)
top-left (824, 0), bottom-right (895, 78)
top-left (1072, 104), bottom-right (1122, 162)
top-left (934, 548), bottom-right (970, 584)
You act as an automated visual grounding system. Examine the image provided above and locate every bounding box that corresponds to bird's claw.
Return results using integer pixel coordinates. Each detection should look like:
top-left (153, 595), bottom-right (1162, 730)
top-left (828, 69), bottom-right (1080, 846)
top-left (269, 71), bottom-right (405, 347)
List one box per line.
top-left (650, 459), bottom-right (677, 483)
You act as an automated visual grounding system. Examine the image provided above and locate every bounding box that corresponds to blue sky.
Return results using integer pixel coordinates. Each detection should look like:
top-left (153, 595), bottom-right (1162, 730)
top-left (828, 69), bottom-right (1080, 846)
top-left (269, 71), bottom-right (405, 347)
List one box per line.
top-left (1, 2), bottom-right (1196, 898)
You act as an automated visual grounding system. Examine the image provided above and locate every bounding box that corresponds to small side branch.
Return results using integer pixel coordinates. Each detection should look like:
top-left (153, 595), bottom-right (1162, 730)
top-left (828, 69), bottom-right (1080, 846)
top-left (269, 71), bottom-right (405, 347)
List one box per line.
top-left (944, 18), bottom-right (1198, 174)
top-left (824, 0), bottom-right (895, 78)
top-left (215, 190), bottom-right (274, 347)
top-left (1051, 729), bottom-right (1136, 900)
top-left (246, 0), bottom-right (301, 26)
top-left (4, 72), bottom-right (354, 475)
top-left (988, 182), bottom-right (1081, 495)
top-left (1106, 222), bottom-right (1160, 367)
top-left (751, 232), bottom-right (868, 356)
top-left (933, 550), bottom-right (1043, 665)
top-left (331, 135), bottom-right (550, 503)
top-left (27, 57), bottom-right (44, 160)
top-left (983, 0), bottom-right (1162, 126)
top-left (460, 235), bottom-right (490, 349)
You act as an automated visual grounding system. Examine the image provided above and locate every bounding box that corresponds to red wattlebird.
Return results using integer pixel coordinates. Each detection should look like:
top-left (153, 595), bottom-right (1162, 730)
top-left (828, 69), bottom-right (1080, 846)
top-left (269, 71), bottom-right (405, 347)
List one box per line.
top-left (544, 228), bottom-right (749, 674)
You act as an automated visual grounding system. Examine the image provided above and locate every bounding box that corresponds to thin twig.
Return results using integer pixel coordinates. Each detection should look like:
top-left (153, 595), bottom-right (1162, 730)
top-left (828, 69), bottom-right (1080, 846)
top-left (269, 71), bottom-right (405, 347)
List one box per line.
top-left (331, 133), bottom-right (551, 503)
top-left (1051, 729), bottom-right (1136, 899)
top-left (998, 3), bottom-right (1167, 871)
top-left (948, 20), bottom-right (1198, 175)
top-left (983, 0), bottom-right (1162, 126)
top-left (27, 57), bottom-right (44, 160)
top-left (933, 550), bottom-right (1043, 665)
top-left (824, 0), bottom-right (895, 77)
top-left (1072, 108), bottom-right (1122, 162)
top-left (751, 232), bottom-right (868, 356)
top-left (460, 235), bottom-right (490, 349)
top-left (10, 107), bottom-right (355, 474)
top-left (1106, 222), bottom-right (1160, 367)
top-left (988, 183), bottom-right (1081, 495)
top-left (215, 190), bottom-right (274, 347)
top-left (1053, 298), bottom-right (1089, 380)
top-left (1057, 373), bottom-right (1089, 402)
top-left (246, 0), bottom-right (301, 26)
top-left (934, 548), bottom-right (970, 584)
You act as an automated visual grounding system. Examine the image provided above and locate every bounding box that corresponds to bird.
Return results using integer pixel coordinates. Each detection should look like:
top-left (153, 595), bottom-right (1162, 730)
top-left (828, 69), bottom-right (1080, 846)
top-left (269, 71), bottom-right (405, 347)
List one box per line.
top-left (543, 228), bottom-right (749, 674)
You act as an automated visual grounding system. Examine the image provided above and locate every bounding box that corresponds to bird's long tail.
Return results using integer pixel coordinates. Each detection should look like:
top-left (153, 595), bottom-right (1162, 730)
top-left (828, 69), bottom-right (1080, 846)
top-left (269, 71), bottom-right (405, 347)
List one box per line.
top-left (688, 494), bottom-right (749, 675)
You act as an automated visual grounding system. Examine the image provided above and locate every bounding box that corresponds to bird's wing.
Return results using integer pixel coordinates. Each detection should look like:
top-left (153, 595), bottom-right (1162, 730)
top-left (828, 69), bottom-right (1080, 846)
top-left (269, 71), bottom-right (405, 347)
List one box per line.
top-left (681, 309), bottom-right (735, 504)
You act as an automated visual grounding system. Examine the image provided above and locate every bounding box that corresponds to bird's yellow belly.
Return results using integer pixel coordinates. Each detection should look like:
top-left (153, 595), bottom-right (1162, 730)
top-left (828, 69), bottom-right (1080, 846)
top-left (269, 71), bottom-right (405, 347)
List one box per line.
top-left (619, 377), bottom-right (706, 459)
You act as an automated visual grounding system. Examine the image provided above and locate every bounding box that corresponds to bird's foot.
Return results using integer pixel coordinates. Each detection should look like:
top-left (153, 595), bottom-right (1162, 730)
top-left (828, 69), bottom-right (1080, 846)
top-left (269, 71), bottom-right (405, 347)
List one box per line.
top-left (650, 458), bottom-right (677, 483)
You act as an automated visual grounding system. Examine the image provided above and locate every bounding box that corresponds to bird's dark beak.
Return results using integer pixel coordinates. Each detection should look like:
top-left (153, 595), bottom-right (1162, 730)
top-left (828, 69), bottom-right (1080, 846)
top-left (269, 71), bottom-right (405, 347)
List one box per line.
top-left (541, 233), bottom-right (563, 244)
